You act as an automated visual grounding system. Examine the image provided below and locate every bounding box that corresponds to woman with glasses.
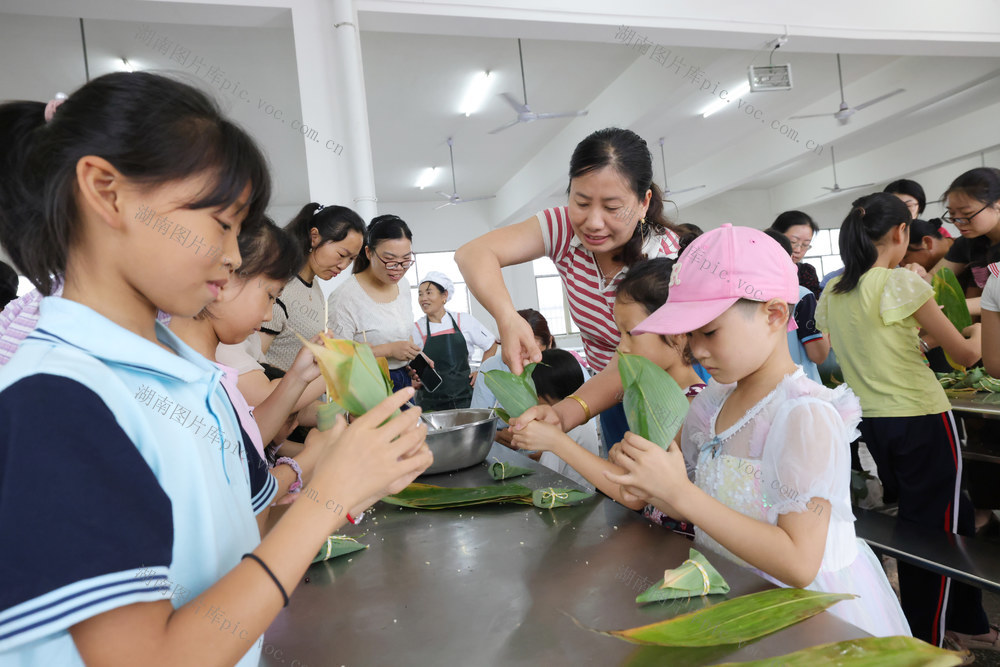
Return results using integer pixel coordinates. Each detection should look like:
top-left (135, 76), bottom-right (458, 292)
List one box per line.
top-left (939, 168), bottom-right (1000, 297)
top-left (261, 203), bottom-right (366, 372)
top-left (328, 214), bottom-right (421, 391)
top-left (772, 210), bottom-right (822, 298)
top-left (884, 179), bottom-right (927, 221)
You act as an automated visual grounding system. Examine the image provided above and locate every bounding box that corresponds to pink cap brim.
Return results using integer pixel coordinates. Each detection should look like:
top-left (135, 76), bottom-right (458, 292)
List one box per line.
top-left (633, 298), bottom-right (800, 335)
top-left (632, 297), bottom-right (739, 336)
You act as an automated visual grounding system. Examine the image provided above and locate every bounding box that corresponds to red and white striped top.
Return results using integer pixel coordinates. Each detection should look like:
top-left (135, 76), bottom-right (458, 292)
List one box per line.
top-left (537, 207), bottom-right (681, 371)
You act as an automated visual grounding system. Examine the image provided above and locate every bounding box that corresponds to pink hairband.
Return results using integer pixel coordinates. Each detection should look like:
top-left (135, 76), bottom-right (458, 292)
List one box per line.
top-left (44, 93), bottom-right (68, 123)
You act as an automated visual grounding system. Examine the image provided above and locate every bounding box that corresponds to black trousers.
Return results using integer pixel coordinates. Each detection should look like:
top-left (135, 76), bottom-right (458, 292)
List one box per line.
top-left (860, 411), bottom-right (988, 645)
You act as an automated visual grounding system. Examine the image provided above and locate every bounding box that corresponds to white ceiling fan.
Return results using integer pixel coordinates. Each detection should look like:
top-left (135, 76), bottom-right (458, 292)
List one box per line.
top-left (489, 39), bottom-right (588, 134)
top-left (817, 146), bottom-right (874, 198)
top-left (435, 137), bottom-right (496, 210)
top-left (790, 54), bottom-right (904, 125)
top-left (658, 137), bottom-right (706, 197)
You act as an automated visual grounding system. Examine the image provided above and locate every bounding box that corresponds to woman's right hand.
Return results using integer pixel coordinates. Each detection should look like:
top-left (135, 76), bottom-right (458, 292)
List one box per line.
top-left (499, 311), bottom-right (542, 375)
top-left (391, 340), bottom-right (423, 362)
top-left (307, 388), bottom-right (431, 527)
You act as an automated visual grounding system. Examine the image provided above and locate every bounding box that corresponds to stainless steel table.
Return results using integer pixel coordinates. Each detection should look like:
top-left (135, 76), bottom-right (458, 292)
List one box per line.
top-left (950, 395), bottom-right (1000, 465)
top-left (261, 445), bottom-right (868, 666)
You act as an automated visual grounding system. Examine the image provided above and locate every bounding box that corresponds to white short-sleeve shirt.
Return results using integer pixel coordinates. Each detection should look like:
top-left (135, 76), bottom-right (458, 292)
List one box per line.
top-left (412, 311), bottom-right (496, 361)
top-left (328, 275), bottom-right (414, 370)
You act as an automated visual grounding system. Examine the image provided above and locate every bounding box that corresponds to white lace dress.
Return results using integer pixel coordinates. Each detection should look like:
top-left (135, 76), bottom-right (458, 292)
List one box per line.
top-left (683, 369), bottom-right (911, 638)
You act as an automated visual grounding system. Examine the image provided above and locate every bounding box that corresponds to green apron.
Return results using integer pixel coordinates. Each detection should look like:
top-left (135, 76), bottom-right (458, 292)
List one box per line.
top-left (416, 313), bottom-right (473, 411)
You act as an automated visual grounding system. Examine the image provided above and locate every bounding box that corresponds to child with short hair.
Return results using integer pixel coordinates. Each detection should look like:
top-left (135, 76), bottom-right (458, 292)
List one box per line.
top-left (0, 72), bottom-right (430, 666)
top-left (528, 348), bottom-right (601, 490)
top-left (818, 193), bottom-right (992, 648)
top-left (604, 224), bottom-right (910, 639)
top-left (511, 258), bottom-right (705, 511)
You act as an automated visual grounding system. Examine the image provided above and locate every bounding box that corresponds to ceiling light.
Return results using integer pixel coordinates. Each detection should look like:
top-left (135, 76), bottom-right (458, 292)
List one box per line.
top-left (416, 167), bottom-right (439, 189)
top-left (119, 58), bottom-right (134, 72)
top-left (701, 82), bottom-right (751, 118)
top-left (459, 71), bottom-right (494, 117)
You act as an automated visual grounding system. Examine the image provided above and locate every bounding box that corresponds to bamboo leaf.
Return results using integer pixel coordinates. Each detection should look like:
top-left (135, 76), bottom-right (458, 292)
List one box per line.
top-left (382, 482), bottom-right (534, 509)
top-left (636, 549), bottom-right (730, 602)
top-left (933, 267), bottom-right (972, 331)
top-left (483, 363), bottom-right (540, 420)
top-left (715, 635), bottom-right (967, 666)
top-left (296, 333), bottom-right (395, 425)
top-left (311, 535), bottom-right (368, 563)
top-left (530, 487), bottom-right (593, 508)
top-left (489, 460), bottom-right (535, 481)
top-left (598, 588), bottom-right (854, 647)
top-left (618, 351), bottom-right (690, 449)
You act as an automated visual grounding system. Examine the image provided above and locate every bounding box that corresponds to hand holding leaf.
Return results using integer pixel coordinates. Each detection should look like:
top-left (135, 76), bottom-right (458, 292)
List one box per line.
top-left (618, 351), bottom-right (689, 449)
top-left (483, 363), bottom-right (539, 423)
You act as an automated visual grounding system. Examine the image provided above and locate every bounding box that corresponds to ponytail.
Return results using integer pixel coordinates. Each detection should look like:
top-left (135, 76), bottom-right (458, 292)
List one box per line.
top-left (285, 202), bottom-right (365, 258)
top-left (0, 72), bottom-right (271, 295)
top-left (832, 193), bottom-right (909, 294)
top-left (615, 182), bottom-right (685, 265)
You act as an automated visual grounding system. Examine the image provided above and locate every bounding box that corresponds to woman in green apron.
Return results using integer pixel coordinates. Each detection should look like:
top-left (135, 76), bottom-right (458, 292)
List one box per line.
top-left (412, 271), bottom-right (498, 411)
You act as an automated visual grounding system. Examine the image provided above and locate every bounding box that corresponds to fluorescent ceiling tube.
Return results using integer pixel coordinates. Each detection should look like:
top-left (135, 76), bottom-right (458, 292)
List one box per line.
top-left (459, 71), bottom-right (494, 117)
top-left (416, 167), bottom-right (439, 189)
top-left (701, 82), bottom-right (751, 118)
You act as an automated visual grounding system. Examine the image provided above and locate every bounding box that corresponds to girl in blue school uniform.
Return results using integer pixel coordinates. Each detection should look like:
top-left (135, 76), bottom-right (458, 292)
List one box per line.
top-left (0, 72), bottom-right (432, 667)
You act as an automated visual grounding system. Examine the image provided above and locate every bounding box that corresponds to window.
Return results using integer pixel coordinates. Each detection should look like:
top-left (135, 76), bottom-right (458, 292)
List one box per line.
top-left (532, 258), bottom-right (579, 336)
top-left (801, 228), bottom-right (843, 282)
top-left (404, 251), bottom-right (471, 321)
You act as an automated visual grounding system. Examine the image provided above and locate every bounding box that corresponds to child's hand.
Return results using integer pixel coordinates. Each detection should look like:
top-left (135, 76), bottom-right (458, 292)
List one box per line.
top-left (308, 388), bottom-right (432, 527)
top-left (604, 432), bottom-right (689, 506)
top-left (510, 404), bottom-right (563, 432)
top-left (510, 419), bottom-right (564, 453)
top-left (287, 343), bottom-right (321, 384)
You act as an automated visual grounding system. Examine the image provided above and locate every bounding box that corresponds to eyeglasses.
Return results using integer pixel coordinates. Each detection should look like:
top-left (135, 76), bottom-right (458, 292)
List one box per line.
top-left (787, 240), bottom-right (812, 251)
top-left (943, 203), bottom-right (991, 226)
top-left (373, 251), bottom-right (414, 270)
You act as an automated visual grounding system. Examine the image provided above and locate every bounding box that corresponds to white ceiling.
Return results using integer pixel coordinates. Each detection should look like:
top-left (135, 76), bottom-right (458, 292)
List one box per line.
top-left (1, 0), bottom-right (999, 234)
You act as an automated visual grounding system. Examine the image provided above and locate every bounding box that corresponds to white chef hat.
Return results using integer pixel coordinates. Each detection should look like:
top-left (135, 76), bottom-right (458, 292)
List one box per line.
top-left (421, 271), bottom-right (454, 302)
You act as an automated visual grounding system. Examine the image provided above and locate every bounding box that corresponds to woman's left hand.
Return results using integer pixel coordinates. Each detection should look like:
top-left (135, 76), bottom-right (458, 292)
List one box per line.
top-left (469, 371), bottom-right (478, 387)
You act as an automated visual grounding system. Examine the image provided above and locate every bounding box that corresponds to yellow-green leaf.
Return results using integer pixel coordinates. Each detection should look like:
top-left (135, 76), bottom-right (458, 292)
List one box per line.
top-left (618, 351), bottom-right (689, 448)
top-left (296, 333), bottom-right (395, 425)
top-left (599, 588), bottom-right (854, 647)
top-left (715, 635), bottom-right (967, 666)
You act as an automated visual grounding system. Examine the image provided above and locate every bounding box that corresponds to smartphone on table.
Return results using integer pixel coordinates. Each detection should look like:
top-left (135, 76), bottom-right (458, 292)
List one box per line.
top-left (408, 352), bottom-right (443, 393)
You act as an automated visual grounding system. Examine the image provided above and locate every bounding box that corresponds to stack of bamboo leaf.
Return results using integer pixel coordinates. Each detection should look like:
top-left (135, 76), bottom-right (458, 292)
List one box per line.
top-left (937, 367), bottom-right (1000, 396)
top-left (382, 482), bottom-right (591, 510)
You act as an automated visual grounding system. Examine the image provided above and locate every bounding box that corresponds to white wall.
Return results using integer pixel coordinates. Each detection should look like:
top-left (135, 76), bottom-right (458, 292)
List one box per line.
top-left (316, 198), bottom-right (539, 337)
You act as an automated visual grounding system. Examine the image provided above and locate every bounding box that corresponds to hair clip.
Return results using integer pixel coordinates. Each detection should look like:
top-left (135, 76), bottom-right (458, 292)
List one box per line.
top-left (313, 204), bottom-right (326, 215)
top-left (43, 93), bottom-right (68, 123)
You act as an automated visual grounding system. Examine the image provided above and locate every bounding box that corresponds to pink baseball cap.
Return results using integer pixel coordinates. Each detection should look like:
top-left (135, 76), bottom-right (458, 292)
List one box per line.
top-left (633, 224), bottom-right (800, 335)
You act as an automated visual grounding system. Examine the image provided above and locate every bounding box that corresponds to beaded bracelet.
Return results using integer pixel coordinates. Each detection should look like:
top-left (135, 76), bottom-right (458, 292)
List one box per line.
top-left (275, 456), bottom-right (302, 493)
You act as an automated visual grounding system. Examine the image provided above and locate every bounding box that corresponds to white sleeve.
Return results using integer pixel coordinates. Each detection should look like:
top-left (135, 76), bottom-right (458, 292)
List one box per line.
top-left (412, 321), bottom-right (424, 347)
top-left (982, 274), bottom-right (1000, 312)
top-left (327, 287), bottom-right (358, 340)
top-left (458, 313), bottom-right (497, 351)
top-left (760, 398), bottom-right (855, 524)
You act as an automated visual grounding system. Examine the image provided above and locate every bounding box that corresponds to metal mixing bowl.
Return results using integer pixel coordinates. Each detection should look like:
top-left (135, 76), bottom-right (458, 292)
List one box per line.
top-left (420, 408), bottom-right (498, 475)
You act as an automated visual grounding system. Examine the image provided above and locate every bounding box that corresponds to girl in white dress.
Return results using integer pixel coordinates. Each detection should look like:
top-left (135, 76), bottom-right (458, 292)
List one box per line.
top-left (606, 224), bottom-right (910, 638)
